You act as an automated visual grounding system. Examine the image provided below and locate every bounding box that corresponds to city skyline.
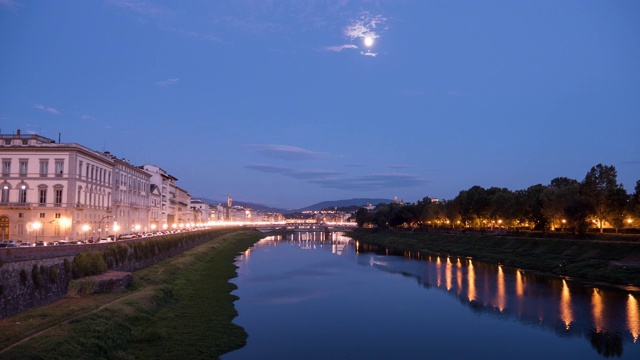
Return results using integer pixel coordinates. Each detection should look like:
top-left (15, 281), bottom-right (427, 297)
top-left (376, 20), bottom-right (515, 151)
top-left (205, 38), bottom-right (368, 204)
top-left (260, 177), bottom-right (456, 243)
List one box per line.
top-left (1, 1), bottom-right (639, 209)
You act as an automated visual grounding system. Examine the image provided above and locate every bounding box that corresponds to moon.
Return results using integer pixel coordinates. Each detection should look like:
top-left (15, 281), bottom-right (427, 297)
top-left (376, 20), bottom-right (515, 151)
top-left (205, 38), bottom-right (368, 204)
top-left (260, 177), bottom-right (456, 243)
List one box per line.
top-left (364, 36), bottom-right (374, 47)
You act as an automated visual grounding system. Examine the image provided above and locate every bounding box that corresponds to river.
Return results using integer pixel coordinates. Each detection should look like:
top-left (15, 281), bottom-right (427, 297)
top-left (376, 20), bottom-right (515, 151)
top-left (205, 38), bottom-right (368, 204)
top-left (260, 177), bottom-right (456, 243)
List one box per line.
top-left (223, 232), bottom-right (640, 359)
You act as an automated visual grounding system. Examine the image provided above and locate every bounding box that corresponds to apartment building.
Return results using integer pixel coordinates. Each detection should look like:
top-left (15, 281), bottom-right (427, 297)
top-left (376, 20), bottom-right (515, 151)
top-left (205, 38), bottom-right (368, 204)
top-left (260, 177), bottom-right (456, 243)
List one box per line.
top-left (0, 131), bottom-right (115, 242)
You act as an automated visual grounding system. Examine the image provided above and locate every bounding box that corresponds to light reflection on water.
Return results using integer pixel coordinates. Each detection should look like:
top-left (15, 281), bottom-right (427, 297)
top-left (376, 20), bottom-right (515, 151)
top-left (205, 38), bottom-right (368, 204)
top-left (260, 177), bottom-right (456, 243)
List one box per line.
top-left (225, 232), bottom-right (640, 359)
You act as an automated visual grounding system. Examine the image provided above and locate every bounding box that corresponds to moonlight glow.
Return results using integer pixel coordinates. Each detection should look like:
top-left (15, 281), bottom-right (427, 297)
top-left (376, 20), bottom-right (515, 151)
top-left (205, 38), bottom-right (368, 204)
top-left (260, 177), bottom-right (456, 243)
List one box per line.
top-left (364, 36), bottom-right (374, 47)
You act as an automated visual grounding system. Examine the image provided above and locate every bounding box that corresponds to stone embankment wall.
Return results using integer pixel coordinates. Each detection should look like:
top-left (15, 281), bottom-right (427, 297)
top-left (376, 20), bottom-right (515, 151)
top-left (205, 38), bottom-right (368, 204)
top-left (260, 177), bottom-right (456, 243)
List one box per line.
top-left (0, 229), bottom-right (239, 319)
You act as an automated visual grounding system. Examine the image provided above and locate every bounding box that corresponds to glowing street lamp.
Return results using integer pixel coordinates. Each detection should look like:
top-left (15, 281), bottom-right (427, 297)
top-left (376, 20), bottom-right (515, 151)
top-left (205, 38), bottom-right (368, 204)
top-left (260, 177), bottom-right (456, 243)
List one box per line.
top-left (113, 223), bottom-right (120, 240)
top-left (81, 224), bottom-right (91, 240)
top-left (33, 221), bottom-right (42, 243)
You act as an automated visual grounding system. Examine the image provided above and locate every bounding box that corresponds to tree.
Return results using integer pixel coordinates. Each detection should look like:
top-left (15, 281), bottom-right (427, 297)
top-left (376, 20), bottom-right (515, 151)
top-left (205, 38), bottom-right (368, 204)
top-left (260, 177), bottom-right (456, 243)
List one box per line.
top-left (541, 177), bottom-right (579, 230)
top-left (355, 208), bottom-right (370, 228)
top-left (581, 164), bottom-right (626, 233)
top-left (564, 197), bottom-right (595, 237)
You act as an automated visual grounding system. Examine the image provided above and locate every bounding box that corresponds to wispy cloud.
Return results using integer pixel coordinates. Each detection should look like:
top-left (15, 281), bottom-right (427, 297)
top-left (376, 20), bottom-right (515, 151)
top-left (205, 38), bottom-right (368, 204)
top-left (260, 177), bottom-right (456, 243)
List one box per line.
top-left (246, 144), bottom-right (329, 161)
top-left (344, 12), bottom-right (387, 57)
top-left (0, 0), bottom-right (19, 9)
top-left (388, 165), bottom-right (411, 169)
top-left (156, 78), bottom-right (180, 87)
top-left (81, 114), bottom-right (98, 121)
top-left (169, 27), bottom-right (221, 42)
top-left (246, 164), bottom-right (428, 192)
top-left (321, 44), bottom-right (358, 52)
top-left (107, 0), bottom-right (170, 18)
top-left (34, 104), bottom-right (61, 115)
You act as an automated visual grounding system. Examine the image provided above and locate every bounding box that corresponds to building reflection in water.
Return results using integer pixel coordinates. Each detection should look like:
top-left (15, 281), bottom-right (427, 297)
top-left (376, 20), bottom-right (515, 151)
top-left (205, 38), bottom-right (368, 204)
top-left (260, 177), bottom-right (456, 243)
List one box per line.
top-left (354, 239), bottom-right (639, 358)
top-left (250, 234), bottom-right (639, 357)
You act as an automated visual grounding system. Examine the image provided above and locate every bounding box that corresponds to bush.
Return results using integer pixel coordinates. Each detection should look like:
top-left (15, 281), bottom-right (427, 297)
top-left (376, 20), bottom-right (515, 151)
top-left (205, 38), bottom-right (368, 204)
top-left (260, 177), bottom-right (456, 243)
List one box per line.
top-left (49, 266), bottom-right (59, 283)
top-left (73, 251), bottom-right (107, 279)
top-left (64, 258), bottom-right (71, 273)
top-left (32, 265), bottom-right (42, 289)
top-left (20, 269), bottom-right (28, 285)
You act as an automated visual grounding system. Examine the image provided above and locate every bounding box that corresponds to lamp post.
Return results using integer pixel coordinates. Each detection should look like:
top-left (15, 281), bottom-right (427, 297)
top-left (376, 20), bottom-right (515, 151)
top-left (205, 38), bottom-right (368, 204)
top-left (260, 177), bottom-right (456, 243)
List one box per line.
top-left (33, 221), bottom-right (42, 244)
top-left (113, 223), bottom-right (120, 241)
top-left (81, 224), bottom-right (90, 241)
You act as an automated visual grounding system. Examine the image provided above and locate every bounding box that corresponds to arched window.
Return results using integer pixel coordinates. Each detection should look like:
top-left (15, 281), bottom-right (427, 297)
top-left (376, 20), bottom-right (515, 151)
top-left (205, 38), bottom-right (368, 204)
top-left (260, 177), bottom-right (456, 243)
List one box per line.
top-left (0, 215), bottom-right (9, 240)
top-left (1, 183), bottom-right (10, 203)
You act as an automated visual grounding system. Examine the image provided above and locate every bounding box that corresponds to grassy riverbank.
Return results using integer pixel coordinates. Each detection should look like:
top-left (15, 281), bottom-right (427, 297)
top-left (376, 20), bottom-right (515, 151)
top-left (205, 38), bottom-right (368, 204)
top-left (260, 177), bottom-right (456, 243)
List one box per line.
top-left (0, 229), bottom-right (264, 359)
top-left (349, 228), bottom-right (640, 291)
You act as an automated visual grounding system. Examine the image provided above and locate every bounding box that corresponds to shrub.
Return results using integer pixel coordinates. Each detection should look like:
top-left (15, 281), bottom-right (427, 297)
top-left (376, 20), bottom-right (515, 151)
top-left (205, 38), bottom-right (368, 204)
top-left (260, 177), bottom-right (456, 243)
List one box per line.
top-left (20, 269), bottom-right (28, 285)
top-left (49, 266), bottom-right (59, 283)
top-left (32, 265), bottom-right (42, 289)
top-left (73, 251), bottom-right (107, 279)
top-left (63, 258), bottom-right (71, 273)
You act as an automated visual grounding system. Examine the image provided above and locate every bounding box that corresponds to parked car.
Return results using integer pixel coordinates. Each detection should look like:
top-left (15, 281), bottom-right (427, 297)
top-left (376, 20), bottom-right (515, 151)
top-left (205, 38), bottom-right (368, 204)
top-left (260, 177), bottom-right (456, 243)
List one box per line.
top-left (20, 242), bottom-right (35, 247)
top-left (36, 241), bottom-right (48, 246)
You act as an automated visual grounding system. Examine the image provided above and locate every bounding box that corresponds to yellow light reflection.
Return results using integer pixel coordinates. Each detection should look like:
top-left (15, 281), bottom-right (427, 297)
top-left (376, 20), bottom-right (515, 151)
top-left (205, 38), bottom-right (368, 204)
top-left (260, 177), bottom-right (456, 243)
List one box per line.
top-left (457, 263), bottom-right (463, 294)
top-left (495, 266), bottom-right (506, 312)
top-left (628, 294), bottom-right (639, 343)
top-left (467, 260), bottom-right (476, 302)
top-left (560, 279), bottom-right (573, 330)
top-left (436, 256), bottom-right (442, 287)
top-left (516, 270), bottom-right (524, 297)
top-left (592, 288), bottom-right (604, 332)
top-left (445, 257), bottom-right (452, 291)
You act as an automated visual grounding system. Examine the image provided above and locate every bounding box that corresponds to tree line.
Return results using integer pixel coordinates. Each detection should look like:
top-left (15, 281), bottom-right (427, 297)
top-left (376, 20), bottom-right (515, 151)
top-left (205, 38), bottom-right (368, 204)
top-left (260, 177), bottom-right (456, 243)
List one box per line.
top-left (355, 164), bottom-right (640, 235)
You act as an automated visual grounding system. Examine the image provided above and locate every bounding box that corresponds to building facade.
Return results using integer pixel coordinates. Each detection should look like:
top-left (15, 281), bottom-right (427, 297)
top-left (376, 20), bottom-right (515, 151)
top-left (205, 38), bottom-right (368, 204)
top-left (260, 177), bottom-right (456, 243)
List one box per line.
top-left (0, 132), bottom-right (114, 242)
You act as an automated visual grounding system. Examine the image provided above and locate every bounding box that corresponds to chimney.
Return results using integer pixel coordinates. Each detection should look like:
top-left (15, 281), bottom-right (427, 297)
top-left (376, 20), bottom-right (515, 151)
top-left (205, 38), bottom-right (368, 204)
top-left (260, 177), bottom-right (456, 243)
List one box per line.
top-left (16, 129), bottom-right (21, 136)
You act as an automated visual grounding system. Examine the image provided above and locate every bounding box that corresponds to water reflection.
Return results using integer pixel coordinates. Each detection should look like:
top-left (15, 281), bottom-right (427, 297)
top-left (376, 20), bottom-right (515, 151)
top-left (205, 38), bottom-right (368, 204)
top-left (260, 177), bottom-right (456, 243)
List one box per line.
top-left (357, 241), bottom-right (639, 358)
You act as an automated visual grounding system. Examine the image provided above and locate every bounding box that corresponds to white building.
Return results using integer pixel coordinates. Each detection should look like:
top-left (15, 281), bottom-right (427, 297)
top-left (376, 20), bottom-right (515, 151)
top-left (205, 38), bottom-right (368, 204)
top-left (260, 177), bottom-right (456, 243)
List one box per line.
top-left (0, 131), bottom-right (114, 242)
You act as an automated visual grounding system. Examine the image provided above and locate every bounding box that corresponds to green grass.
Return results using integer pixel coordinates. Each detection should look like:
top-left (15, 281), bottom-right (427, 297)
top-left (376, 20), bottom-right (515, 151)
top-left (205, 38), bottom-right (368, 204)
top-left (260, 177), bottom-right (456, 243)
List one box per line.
top-left (0, 229), bottom-right (264, 360)
top-left (350, 228), bottom-right (640, 289)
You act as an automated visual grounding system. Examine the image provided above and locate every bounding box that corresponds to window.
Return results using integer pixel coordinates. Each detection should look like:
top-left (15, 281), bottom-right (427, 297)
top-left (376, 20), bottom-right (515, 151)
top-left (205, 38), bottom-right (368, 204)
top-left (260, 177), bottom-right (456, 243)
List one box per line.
top-left (2, 160), bottom-right (10, 177)
top-left (1, 185), bottom-right (8, 203)
top-left (39, 188), bottom-right (47, 205)
top-left (55, 213), bottom-right (61, 219)
top-left (39, 160), bottom-right (49, 177)
top-left (54, 188), bottom-right (63, 206)
top-left (18, 212), bottom-right (23, 218)
top-left (39, 213), bottom-right (45, 218)
top-left (19, 160), bottom-right (28, 177)
top-left (55, 160), bottom-right (64, 177)
top-left (17, 223), bottom-right (24, 235)
top-left (18, 185), bottom-right (27, 203)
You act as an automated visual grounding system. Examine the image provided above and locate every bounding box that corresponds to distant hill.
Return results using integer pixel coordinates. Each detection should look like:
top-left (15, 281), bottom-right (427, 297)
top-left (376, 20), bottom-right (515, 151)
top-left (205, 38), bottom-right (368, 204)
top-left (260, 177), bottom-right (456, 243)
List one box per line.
top-left (299, 198), bottom-right (393, 211)
top-left (196, 198), bottom-right (285, 213)
top-left (194, 197), bottom-right (393, 214)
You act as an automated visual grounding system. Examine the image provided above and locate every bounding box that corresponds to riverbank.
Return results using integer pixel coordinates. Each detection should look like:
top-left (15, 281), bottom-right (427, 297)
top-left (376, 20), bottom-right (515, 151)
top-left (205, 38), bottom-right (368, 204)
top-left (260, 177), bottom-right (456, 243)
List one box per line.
top-left (0, 229), bottom-right (264, 359)
top-left (348, 228), bottom-right (640, 292)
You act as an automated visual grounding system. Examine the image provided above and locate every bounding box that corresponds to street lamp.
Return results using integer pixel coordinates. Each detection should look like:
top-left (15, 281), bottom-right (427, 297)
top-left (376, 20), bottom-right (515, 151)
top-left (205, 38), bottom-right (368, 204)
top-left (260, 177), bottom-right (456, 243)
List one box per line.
top-left (113, 223), bottom-right (120, 240)
top-left (33, 221), bottom-right (42, 243)
top-left (81, 224), bottom-right (90, 241)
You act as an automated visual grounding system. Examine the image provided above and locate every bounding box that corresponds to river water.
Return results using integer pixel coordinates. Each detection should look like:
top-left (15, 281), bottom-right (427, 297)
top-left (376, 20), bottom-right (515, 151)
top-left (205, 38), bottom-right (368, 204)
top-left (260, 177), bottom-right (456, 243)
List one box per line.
top-left (223, 232), bottom-right (640, 359)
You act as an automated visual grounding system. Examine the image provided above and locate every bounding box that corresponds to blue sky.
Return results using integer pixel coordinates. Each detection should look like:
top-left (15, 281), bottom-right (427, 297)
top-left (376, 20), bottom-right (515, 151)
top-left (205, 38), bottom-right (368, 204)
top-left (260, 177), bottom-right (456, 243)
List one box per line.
top-left (1, 0), bottom-right (639, 209)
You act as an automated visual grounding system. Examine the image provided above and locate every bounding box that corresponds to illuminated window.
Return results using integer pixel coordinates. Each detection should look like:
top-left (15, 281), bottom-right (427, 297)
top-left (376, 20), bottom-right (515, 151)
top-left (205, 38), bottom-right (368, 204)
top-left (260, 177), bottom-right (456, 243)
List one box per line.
top-left (18, 186), bottom-right (27, 203)
top-left (55, 160), bottom-right (64, 177)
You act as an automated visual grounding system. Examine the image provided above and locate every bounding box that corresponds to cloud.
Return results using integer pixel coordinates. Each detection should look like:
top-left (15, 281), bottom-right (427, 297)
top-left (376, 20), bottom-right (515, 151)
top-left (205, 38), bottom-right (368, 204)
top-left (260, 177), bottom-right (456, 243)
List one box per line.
top-left (246, 164), bottom-right (428, 192)
top-left (246, 144), bottom-right (329, 161)
top-left (34, 104), bottom-right (61, 115)
top-left (343, 12), bottom-right (387, 57)
top-left (169, 27), bottom-right (221, 42)
top-left (156, 78), bottom-right (180, 87)
top-left (388, 165), bottom-right (411, 169)
top-left (107, 0), bottom-right (170, 18)
top-left (322, 44), bottom-right (358, 52)
top-left (81, 114), bottom-right (98, 121)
